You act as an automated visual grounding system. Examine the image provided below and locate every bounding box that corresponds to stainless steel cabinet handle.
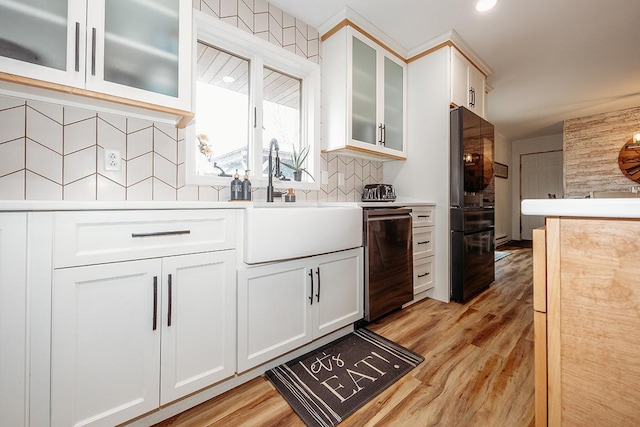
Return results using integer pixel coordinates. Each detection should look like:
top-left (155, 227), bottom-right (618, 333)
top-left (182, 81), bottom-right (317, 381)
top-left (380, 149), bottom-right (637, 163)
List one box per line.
top-left (167, 274), bottom-right (173, 327)
top-left (381, 124), bottom-right (386, 145)
top-left (418, 272), bottom-right (430, 278)
top-left (91, 27), bottom-right (96, 76)
top-left (378, 123), bottom-right (383, 144)
top-left (132, 230), bottom-right (191, 238)
top-left (74, 22), bottom-right (80, 72)
top-left (308, 269), bottom-right (314, 305)
top-left (315, 267), bottom-right (321, 303)
top-left (152, 276), bottom-right (158, 331)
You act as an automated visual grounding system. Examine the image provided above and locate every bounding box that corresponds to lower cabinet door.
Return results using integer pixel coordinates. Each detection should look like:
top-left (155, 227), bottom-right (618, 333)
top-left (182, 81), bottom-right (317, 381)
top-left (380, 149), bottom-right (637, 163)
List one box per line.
top-left (0, 214), bottom-right (27, 427)
top-left (160, 250), bottom-right (236, 404)
top-left (52, 259), bottom-right (162, 427)
top-left (314, 248), bottom-right (363, 337)
top-left (237, 249), bottom-right (364, 372)
top-left (237, 259), bottom-right (312, 372)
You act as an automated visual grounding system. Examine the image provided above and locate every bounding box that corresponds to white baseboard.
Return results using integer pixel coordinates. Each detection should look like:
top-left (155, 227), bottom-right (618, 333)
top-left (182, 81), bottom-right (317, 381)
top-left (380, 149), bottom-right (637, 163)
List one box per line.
top-left (125, 325), bottom-right (355, 426)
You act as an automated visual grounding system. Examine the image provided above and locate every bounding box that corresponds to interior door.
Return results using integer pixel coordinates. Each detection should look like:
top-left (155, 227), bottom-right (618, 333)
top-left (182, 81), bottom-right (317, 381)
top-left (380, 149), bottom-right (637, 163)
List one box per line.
top-left (520, 150), bottom-right (563, 239)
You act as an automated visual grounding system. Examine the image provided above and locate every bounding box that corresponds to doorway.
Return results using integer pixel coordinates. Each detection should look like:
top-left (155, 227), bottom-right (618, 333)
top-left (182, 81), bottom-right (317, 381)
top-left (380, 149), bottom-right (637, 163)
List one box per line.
top-left (520, 150), bottom-right (563, 240)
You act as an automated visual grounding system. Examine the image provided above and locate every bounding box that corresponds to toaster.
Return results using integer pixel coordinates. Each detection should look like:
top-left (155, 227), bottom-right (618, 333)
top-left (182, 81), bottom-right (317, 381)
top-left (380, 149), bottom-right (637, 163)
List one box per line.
top-left (362, 184), bottom-right (396, 201)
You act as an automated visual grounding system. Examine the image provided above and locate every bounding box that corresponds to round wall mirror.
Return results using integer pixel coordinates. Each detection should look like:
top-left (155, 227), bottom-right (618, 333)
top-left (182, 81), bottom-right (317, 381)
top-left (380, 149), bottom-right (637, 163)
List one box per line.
top-left (618, 138), bottom-right (640, 184)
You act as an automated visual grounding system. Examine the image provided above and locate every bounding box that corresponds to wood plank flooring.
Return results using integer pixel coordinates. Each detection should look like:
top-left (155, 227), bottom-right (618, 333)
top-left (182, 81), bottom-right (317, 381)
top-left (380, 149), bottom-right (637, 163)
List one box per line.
top-left (155, 245), bottom-right (534, 427)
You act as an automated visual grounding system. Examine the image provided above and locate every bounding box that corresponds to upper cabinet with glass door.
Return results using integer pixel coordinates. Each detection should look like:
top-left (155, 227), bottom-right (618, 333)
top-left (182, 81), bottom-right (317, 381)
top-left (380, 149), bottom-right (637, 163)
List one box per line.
top-left (322, 26), bottom-right (407, 160)
top-left (0, 0), bottom-right (191, 115)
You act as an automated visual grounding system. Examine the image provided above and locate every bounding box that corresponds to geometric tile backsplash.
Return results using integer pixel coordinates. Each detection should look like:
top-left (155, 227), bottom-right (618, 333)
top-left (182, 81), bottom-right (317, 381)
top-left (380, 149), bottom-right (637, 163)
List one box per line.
top-left (0, 94), bottom-right (383, 202)
top-left (0, 0), bottom-right (383, 202)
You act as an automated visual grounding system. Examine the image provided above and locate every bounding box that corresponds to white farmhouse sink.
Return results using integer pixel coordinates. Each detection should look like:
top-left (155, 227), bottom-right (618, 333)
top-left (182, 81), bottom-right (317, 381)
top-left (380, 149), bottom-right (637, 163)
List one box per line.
top-left (243, 206), bottom-right (362, 264)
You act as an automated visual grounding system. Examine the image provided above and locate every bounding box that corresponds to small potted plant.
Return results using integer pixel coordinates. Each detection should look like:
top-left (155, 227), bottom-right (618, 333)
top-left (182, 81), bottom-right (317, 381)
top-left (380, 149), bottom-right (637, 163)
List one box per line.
top-left (281, 146), bottom-right (314, 182)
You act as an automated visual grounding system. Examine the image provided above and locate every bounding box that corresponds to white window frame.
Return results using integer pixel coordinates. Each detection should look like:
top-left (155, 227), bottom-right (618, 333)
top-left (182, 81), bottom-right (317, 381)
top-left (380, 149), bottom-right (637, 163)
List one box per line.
top-left (185, 10), bottom-right (320, 191)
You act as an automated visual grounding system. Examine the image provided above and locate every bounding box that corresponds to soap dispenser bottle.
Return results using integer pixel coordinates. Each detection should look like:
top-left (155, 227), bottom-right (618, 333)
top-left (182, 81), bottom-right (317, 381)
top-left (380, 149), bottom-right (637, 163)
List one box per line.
top-left (284, 188), bottom-right (296, 202)
top-left (242, 170), bottom-right (252, 201)
top-left (230, 169), bottom-right (242, 200)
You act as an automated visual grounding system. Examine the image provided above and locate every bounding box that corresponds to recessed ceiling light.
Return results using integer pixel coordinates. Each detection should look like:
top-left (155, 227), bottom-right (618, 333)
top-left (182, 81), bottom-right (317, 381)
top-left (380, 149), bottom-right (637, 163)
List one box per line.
top-left (222, 76), bottom-right (235, 83)
top-left (476, 0), bottom-right (497, 12)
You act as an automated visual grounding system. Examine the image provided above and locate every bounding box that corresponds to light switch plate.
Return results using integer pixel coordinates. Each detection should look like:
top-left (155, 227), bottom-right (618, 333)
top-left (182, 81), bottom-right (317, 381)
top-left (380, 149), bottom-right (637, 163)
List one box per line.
top-left (338, 172), bottom-right (345, 186)
top-left (321, 170), bottom-right (328, 185)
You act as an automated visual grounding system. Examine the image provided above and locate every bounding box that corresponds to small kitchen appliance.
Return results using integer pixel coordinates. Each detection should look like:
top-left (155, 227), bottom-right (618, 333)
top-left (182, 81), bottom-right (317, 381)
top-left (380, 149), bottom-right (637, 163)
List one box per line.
top-left (361, 184), bottom-right (396, 201)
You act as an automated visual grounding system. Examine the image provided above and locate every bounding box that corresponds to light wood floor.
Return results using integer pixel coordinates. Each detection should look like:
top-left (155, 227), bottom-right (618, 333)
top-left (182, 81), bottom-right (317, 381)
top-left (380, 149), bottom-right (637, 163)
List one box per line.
top-left (156, 245), bottom-right (534, 427)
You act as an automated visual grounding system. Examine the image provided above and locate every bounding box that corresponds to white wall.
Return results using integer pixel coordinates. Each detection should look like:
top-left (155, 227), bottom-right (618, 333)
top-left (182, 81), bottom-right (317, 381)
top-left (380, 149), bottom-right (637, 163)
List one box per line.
top-left (510, 133), bottom-right (563, 239)
top-left (494, 131), bottom-right (512, 246)
top-left (384, 47), bottom-right (451, 302)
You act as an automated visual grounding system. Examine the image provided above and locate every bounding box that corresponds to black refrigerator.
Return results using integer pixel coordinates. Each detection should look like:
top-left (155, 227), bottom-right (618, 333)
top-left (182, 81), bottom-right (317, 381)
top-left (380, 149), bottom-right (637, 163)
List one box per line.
top-left (450, 106), bottom-right (495, 302)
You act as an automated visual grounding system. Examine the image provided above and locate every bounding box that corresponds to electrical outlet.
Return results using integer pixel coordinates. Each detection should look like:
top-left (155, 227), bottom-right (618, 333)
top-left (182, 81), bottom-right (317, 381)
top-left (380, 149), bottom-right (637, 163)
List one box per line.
top-left (321, 170), bottom-right (329, 185)
top-left (104, 149), bottom-right (121, 171)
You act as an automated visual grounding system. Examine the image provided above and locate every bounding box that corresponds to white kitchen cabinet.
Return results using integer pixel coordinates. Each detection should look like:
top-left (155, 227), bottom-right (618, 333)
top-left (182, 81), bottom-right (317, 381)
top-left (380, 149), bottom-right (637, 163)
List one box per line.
top-left (160, 251), bottom-right (236, 405)
top-left (406, 205), bottom-right (436, 295)
top-left (450, 48), bottom-right (485, 117)
top-left (0, 213), bottom-right (27, 426)
top-left (0, 0), bottom-right (192, 112)
top-left (237, 248), bottom-right (363, 372)
top-left (50, 210), bottom-right (236, 427)
top-left (323, 26), bottom-right (407, 160)
top-left (52, 259), bottom-right (162, 427)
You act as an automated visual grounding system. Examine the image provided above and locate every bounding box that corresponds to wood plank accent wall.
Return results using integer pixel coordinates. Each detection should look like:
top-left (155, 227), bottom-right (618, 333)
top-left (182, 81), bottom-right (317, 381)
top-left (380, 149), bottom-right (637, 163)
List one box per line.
top-left (563, 105), bottom-right (640, 198)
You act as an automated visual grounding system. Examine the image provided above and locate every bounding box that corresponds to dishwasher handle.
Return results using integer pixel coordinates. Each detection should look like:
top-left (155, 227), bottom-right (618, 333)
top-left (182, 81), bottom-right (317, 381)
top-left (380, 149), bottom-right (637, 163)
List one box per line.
top-left (364, 208), bottom-right (412, 222)
top-left (366, 214), bottom-right (411, 222)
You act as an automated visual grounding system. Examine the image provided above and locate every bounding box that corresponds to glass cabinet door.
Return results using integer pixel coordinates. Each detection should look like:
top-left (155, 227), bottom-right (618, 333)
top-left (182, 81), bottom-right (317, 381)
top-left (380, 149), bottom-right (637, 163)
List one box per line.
top-left (351, 36), bottom-right (377, 146)
top-left (102, 0), bottom-right (180, 97)
top-left (0, 0), bottom-right (85, 86)
top-left (0, 0), bottom-right (68, 70)
top-left (383, 56), bottom-right (404, 151)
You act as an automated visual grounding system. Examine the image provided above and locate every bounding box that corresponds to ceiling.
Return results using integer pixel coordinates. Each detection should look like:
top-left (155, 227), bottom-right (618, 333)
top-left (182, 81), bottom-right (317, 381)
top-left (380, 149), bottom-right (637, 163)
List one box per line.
top-left (268, 0), bottom-right (640, 141)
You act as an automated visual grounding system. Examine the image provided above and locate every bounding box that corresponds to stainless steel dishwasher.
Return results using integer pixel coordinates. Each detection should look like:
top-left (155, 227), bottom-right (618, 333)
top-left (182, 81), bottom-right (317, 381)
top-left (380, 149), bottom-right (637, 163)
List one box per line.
top-left (363, 207), bottom-right (414, 321)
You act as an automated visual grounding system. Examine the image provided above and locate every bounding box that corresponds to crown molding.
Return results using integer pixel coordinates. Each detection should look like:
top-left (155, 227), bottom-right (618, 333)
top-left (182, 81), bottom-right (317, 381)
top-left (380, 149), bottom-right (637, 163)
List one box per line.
top-left (408, 29), bottom-right (492, 77)
top-left (318, 6), bottom-right (408, 59)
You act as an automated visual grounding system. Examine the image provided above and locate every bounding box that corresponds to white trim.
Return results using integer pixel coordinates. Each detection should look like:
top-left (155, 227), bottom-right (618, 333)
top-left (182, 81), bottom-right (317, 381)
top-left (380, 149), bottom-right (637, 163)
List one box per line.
top-left (318, 6), bottom-right (407, 58)
top-left (185, 11), bottom-right (320, 191)
top-left (408, 29), bottom-right (492, 77)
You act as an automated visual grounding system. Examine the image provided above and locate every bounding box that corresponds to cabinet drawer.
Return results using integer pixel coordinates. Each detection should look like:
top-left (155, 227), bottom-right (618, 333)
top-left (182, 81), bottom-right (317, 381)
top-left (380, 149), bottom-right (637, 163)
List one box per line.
top-left (413, 227), bottom-right (434, 258)
top-left (54, 210), bottom-right (237, 268)
top-left (414, 256), bottom-right (434, 294)
top-left (411, 206), bottom-right (435, 227)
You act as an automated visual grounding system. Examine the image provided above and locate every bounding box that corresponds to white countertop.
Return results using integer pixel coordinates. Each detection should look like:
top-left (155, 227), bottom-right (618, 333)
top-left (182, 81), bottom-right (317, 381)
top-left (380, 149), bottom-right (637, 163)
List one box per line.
top-left (0, 198), bottom-right (434, 212)
top-left (522, 198), bottom-right (640, 218)
top-left (0, 200), bottom-right (249, 211)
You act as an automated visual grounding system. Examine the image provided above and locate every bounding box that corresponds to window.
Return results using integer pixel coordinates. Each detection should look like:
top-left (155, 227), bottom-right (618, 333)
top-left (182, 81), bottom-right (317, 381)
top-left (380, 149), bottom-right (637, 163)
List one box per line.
top-left (194, 43), bottom-right (250, 178)
top-left (186, 12), bottom-right (320, 189)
